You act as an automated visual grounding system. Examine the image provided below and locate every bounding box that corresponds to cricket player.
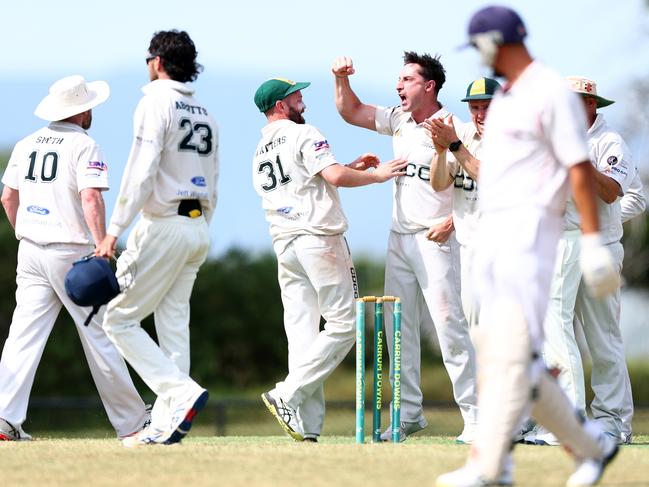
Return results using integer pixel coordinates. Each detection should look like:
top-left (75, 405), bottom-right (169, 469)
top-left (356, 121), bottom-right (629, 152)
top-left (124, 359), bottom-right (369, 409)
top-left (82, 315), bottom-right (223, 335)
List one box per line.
top-left (254, 78), bottom-right (407, 442)
top-left (427, 77), bottom-right (501, 328)
top-left (96, 30), bottom-right (217, 446)
top-left (532, 77), bottom-right (641, 446)
top-left (437, 6), bottom-right (620, 487)
top-left (332, 53), bottom-right (478, 443)
top-left (0, 75), bottom-right (149, 440)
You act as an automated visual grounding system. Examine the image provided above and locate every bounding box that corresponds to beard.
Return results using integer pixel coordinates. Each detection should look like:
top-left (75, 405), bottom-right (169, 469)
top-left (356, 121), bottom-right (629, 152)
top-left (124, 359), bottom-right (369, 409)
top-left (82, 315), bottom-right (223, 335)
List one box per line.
top-left (82, 111), bottom-right (92, 130)
top-left (288, 106), bottom-right (305, 124)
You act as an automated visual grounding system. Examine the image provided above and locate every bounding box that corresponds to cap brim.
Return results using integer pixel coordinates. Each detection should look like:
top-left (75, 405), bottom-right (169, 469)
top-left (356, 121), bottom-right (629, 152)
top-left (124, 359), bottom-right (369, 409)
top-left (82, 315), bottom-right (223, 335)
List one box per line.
top-left (34, 80), bottom-right (110, 122)
top-left (461, 94), bottom-right (494, 102)
top-left (595, 96), bottom-right (614, 108)
top-left (285, 81), bottom-right (311, 98)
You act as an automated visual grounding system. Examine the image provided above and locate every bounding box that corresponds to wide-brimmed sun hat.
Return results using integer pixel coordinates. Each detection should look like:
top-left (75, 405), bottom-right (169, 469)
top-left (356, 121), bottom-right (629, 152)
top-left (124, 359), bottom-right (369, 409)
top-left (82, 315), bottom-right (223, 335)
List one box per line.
top-left (34, 75), bottom-right (110, 121)
top-left (566, 76), bottom-right (614, 108)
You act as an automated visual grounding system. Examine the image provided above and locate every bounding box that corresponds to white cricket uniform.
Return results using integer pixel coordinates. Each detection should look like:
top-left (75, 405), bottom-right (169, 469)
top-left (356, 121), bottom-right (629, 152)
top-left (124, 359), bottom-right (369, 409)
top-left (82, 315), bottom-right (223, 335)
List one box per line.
top-left (543, 113), bottom-right (636, 443)
top-left (102, 79), bottom-right (218, 430)
top-left (0, 122), bottom-right (148, 437)
top-left (253, 120), bottom-right (357, 436)
top-left (445, 122), bottom-right (482, 328)
top-left (473, 61), bottom-right (591, 474)
top-left (375, 106), bottom-right (478, 429)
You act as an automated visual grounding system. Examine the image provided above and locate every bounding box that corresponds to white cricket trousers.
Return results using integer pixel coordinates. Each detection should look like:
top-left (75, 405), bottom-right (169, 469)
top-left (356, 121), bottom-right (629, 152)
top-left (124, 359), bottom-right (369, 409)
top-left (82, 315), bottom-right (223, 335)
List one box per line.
top-left (544, 230), bottom-right (633, 441)
top-left (459, 243), bottom-right (480, 329)
top-left (383, 230), bottom-right (478, 428)
top-left (103, 215), bottom-right (209, 429)
top-left (273, 234), bottom-right (357, 436)
top-left (0, 239), bottom-right (147, 437)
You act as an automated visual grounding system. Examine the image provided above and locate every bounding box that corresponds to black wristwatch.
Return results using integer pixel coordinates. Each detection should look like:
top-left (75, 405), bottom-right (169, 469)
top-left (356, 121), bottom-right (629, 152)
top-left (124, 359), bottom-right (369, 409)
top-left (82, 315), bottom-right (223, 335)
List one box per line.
top-left (449, 140), bottom-right (462, 152)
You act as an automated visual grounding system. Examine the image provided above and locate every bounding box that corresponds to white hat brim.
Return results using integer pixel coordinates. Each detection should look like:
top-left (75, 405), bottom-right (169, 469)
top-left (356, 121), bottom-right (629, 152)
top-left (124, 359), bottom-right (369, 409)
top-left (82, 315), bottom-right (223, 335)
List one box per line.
top-left (34, 80), bottom-right (110, 122)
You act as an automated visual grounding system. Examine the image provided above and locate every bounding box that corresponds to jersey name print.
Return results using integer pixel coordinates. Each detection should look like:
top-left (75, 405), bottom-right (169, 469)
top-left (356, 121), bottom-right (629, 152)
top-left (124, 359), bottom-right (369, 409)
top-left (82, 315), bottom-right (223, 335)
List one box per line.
top-left (252, 119), bottom-right (347, 254)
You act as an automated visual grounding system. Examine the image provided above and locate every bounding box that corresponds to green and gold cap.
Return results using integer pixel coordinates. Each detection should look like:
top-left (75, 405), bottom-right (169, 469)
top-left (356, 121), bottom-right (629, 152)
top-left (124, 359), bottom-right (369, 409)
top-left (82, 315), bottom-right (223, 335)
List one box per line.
top-left (461, 77), bottom-right (501, 102)
top-left (254, 78), bottom-right (311, 113)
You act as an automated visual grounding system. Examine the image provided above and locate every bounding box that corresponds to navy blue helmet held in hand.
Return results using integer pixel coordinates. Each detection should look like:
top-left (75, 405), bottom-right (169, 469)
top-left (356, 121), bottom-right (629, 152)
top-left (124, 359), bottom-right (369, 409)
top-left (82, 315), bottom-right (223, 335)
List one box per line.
top-left (65, 255), bottom-right (120, 326)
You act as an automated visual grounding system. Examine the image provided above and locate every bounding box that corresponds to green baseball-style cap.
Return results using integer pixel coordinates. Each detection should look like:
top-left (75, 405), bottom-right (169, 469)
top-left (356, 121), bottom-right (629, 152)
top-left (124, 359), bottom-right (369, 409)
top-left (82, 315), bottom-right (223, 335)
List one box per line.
top-left (461, 77), bottom-right (501, 102)
top-left (254, 78), bottom-right (311, 113)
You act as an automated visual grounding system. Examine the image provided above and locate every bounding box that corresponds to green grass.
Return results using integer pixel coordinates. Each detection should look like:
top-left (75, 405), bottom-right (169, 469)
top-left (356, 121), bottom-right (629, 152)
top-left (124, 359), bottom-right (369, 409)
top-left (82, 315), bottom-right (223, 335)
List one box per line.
top-left (0, 435), bottom-right (647, 487)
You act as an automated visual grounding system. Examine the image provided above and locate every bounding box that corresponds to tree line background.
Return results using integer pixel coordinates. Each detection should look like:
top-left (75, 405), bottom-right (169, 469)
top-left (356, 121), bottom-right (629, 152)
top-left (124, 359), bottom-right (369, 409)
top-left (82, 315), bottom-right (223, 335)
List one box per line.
top-left (0, 150), bottom-right (647, 400)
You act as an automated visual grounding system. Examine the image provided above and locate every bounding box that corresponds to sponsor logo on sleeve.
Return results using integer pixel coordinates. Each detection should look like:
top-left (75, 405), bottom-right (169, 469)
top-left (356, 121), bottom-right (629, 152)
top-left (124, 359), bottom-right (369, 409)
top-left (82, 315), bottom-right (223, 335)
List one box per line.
top-left (87, 161), bottom-right (108, 171)
top-left (275, 206), bottom-right (304, 221)
top-left (314, 140), bottom-right (330, 151)
top-left (27, 205), bottom-right (50, 215)
top-left (191, 176), bottom-right (207, 187)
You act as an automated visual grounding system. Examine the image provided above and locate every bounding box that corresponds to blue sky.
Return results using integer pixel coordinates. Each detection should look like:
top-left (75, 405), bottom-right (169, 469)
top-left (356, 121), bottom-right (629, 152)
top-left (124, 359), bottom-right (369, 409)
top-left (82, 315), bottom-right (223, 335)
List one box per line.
top-left (2, 0), bottom-right (648, 257)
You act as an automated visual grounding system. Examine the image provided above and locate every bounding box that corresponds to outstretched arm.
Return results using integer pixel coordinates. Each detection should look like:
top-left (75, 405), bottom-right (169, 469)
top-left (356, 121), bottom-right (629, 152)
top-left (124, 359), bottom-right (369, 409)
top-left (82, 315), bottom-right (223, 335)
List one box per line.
top-left (320, 154), bottom-right (407, 187)
top-left (332, 56), bottom-right (378, 131)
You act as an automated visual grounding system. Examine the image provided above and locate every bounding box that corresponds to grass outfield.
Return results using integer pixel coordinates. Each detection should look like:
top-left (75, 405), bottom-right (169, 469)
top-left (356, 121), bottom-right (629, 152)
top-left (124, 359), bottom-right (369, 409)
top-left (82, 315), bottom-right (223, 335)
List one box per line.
top-left (0, 435), bottom-right (647, 487)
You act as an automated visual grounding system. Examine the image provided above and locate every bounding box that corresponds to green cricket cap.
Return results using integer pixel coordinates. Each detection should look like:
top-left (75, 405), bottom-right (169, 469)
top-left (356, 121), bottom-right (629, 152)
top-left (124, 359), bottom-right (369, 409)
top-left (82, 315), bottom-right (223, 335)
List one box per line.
top-left (461, 77), bottom-right (501, 102)
top-left (254, 78), bottom-right (311, 113)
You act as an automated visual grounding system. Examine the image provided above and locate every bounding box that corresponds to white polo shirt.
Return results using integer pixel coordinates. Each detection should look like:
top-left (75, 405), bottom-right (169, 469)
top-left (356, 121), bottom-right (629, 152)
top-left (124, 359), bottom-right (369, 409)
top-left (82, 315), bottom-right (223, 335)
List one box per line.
top-left (252, 119), bottom-right (347, 255)
top-left (446, 121), bottom-right (482, 247)
top-left (564, 114), bottom-right (633, 244)
top-left (479, 61), bottom-right (590, 215)
top-left (375, 106), bottom-right (457, 233)
top-left (2, 122), bottom-right (109, 245)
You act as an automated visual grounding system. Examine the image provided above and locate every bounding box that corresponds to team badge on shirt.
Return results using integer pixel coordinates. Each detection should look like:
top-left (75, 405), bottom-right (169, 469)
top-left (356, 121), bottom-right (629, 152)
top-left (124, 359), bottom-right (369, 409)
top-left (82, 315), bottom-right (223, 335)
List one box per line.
top-left (87, 161), bottom-right (107, 171)
top-left (314, 140), bottom-right (330, 151)
top-left (607, 156), bottom-right (618, 166)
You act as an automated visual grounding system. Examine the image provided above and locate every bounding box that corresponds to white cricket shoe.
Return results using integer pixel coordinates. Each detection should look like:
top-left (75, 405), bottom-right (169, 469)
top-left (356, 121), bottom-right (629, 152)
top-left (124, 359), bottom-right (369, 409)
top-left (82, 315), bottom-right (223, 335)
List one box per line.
top-left (0, 418), bottom-right (32, 441)
top-left (533, 426), bottom-right (560, 446)
top-left (261, 391), bottom-right (304, 441)
top-left (118, 403), bottom-right (153, 440)
top-left (436, 456), bottom-right (513, 487)
top-left (380, 418), bottom-right (428, 442)
top-left (121, 426), bottom-right (169, 448)
top-left (164, 387), bottom-right (209, 445)
top-left (566, 421), bottom-right (619, 487)
top-left (456, 423), bottom-right (477, 445)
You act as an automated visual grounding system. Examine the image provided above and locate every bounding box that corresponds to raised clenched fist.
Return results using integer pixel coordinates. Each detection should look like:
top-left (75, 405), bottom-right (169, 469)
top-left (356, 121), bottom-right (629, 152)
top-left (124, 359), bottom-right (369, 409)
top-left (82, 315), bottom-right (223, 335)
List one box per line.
top-left (332, 56), bottom-right (356, 78)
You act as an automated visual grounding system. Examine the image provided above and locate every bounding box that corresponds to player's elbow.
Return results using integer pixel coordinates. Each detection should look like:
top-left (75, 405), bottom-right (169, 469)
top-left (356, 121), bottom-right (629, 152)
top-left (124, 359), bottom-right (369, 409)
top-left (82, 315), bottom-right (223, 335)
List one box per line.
top-left (1, 187), bottom-right (18, 210)
top-left (599, 190), bottom-right (618, 205)
top-left (431, 179), bottom-right (450, 192)
top-left (80, 188), bottom-right (104, 209)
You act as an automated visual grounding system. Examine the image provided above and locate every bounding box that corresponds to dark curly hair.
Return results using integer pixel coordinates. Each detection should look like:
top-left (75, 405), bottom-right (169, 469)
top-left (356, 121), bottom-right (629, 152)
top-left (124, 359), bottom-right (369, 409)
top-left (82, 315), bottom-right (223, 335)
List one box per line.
top-left (403, 51), bottom-right (446, 94)
top-left (148, 30), bottom-right (203, 83)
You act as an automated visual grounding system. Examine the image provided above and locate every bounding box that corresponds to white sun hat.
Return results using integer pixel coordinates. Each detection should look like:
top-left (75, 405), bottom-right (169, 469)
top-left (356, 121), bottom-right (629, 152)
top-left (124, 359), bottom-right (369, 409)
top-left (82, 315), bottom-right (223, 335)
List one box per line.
top-left (34, 75), bottom-right (110, 121)
top-left (566, 76), bottom-right (614, 108)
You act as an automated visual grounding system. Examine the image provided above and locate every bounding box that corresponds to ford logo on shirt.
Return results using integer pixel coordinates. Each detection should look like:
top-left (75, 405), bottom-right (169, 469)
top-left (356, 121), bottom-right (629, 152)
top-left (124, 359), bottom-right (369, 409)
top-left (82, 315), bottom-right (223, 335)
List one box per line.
top-left (277, 207), bottom-right (293, 214)
top-left (191, 176), bottom-right (206, 187)
top-left (27, 205), bottom-right (50, 215)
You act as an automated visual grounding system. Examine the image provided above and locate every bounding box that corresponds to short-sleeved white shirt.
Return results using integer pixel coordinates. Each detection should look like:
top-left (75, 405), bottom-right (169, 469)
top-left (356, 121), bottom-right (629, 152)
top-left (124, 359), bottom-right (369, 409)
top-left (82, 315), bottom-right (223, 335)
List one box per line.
top-left (252, 119), bottom-right (347, 254)
top-left (1, 121), bottom-right (109, 245)
top-left (108, 80), bottom-right (219, 237)
top-left (375, 106), bottom-right (456, 233)
top-left (446, 121), bottom-right (482, 246)
top-left (564, 114), bottom-right (633, 243)
top-left (479, 62), bottom-right (590, 215)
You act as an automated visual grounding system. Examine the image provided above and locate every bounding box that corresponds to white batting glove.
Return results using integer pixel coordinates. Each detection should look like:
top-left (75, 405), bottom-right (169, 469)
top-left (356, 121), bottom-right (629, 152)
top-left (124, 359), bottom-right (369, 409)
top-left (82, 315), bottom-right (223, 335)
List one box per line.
top-left (580, 233), bottom-right (620, 298)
